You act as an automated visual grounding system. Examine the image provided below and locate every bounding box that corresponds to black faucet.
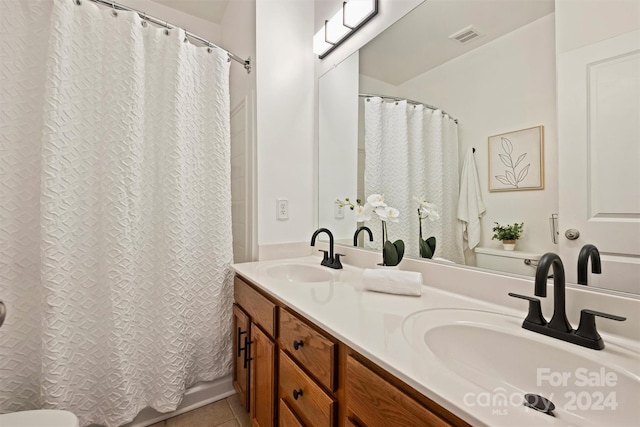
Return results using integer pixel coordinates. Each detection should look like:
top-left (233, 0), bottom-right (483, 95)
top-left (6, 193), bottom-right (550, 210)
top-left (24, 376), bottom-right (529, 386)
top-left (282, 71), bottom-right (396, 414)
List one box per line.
top-left (310, 228), bottom-right (344, 269)
top-left (535, 253), bottom-right (572, 332)
top-left (509, 252), bottom-right (625, 350)
top-left (577, 244), bottom-right (601, 285)
top-left (353, 226), bottom-right (373, 247)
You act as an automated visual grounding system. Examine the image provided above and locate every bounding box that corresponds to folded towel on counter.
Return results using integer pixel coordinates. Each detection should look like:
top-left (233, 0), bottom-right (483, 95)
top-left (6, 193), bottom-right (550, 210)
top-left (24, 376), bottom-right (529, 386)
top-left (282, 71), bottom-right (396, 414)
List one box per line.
top-left (363, 269), bottom-right (423, 296)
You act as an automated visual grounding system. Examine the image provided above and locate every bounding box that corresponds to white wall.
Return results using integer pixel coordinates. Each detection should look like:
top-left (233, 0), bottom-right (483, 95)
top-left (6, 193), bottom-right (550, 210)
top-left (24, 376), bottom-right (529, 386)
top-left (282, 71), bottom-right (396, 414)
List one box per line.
top-left (318, 52), bottom-right (359, 241)
top-left (256, 0), bottom-right (315, 249)
top-left (555, 0), bottom-right (640, 54)
top-left (358, 14), bottom-right (558, 261)
top-left (221, 0), bottom-right (257, 262)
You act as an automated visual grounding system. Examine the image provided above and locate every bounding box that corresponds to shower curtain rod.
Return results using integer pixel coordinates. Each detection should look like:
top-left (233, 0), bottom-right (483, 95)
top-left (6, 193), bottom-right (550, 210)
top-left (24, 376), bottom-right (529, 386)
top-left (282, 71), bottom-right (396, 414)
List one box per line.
top-left (359, 93), bottom-right (457, 123)
top-left (80, 0), bottom-right (251, 73)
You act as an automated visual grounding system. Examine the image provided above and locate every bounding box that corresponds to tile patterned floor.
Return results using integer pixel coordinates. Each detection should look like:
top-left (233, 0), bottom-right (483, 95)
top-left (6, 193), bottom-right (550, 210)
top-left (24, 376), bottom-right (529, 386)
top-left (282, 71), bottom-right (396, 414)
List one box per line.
top-left (148, 395), bottom-right (251, 427)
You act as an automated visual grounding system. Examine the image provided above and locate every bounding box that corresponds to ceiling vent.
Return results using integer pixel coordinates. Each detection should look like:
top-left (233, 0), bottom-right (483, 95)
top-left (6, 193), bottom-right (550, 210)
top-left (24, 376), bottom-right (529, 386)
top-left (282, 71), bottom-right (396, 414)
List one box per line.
top-left (449, 25), bottom-right (483, 45)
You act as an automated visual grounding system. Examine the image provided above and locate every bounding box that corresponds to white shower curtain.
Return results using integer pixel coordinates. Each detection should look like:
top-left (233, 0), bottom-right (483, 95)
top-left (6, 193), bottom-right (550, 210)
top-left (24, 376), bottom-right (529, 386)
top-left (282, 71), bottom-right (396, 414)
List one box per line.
top-left (0, 1), bottom-right (233, 425)
top-left (364, 97), bottom-right (464, 264)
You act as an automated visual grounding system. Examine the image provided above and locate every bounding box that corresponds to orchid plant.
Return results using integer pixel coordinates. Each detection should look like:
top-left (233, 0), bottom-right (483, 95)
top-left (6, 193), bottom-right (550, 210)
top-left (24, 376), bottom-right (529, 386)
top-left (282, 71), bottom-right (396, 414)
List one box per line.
top-left (414, 196), bottom-right (439, 259)
top-left (336, 194), bottom-right (404, 266)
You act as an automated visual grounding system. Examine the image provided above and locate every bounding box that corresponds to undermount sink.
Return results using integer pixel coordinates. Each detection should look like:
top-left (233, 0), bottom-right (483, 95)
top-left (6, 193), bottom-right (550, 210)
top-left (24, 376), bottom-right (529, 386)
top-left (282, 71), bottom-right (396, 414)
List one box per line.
top-left (266, 263), bottom-right (335, 283)
top-left (403, 309), bottom-right (640, 426)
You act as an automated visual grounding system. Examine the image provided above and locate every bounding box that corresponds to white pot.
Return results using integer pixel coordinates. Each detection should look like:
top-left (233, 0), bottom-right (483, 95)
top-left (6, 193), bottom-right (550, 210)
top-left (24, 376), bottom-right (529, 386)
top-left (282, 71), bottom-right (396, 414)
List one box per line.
top-left (502, 240), bottom-right (516, 251)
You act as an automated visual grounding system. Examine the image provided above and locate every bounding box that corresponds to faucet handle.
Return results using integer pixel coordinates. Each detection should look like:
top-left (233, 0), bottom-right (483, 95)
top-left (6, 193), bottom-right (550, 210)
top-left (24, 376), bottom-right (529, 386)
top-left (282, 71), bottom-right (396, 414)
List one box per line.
top-left (318, 250), bottom-right (330, 266)
top-left (508, 293), bottom-right (547, 326)
top-left (331, 253), bottom-right (345, 269)
top-left (575, 309), bottom-right (626, 343)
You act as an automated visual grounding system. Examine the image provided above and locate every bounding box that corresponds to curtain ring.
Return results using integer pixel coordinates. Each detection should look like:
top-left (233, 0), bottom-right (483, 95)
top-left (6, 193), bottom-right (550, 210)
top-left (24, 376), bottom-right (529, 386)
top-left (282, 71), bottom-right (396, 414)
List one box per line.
top-left (74, 0), bottom-right (82, 5)
top-left (141, 12), bottom-right (147, 27)
top-left (207, 47), bottom-right (212, 54)
top-left (164, 21), bottom-right (170, 36)
top-left (111, 1), bottom-right (118, 17)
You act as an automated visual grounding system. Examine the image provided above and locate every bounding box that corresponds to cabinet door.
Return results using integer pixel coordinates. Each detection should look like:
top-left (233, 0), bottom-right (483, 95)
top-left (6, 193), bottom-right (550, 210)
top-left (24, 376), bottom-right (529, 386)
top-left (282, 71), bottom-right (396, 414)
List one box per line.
top-left (233, 304), bottom-right (251, 412)
top-left (250, 322), bottom-right (277, 427)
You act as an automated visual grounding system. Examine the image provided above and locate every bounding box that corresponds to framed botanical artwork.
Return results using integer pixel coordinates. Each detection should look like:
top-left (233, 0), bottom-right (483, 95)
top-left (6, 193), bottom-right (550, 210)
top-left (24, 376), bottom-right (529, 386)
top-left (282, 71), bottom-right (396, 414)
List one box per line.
top-left (488, 125), bottom-right (544, 192)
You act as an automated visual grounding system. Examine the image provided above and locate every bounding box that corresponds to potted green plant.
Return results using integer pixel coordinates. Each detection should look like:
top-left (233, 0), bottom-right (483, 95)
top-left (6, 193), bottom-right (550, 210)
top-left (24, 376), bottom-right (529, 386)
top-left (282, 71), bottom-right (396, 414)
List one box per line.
top-left (491, 222), bottom-right (524, 251)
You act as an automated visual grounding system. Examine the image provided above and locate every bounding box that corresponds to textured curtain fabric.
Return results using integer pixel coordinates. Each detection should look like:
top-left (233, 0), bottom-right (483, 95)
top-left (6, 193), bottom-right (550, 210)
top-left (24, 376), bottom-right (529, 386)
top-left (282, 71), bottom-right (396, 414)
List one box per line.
top-left (364, 97), bottom-right (464, 264)
top-left (0, 1), bottom-right (233, 425)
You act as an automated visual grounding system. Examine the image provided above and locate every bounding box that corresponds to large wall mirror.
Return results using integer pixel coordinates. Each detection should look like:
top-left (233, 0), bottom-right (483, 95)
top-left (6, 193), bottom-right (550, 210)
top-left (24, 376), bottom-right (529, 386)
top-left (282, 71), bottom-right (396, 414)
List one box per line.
top-left (317, 0), bottom-right (640, 295)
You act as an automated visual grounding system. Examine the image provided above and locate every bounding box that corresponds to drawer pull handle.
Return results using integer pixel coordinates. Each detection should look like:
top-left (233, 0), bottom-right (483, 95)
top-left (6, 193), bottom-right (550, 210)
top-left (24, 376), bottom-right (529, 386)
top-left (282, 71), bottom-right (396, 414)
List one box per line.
top-left (293, 340), bottom-right (304, 350)
top-left (293, 389), bottom-right (303, 400)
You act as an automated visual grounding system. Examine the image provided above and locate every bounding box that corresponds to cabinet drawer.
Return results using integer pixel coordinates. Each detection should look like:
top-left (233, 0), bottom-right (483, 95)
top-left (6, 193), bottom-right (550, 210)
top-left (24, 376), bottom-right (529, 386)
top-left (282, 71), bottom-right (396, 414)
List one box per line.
top-left (279, 351), bottom-right (336, 427)
top-left (279, 399), bottom-right (304, 427)
top-left (346, 356), bottom-right (451, 427)
top-left (279, 308), bottom-right (337, 391)
top-left (234, 276), bottom-right (276, 338)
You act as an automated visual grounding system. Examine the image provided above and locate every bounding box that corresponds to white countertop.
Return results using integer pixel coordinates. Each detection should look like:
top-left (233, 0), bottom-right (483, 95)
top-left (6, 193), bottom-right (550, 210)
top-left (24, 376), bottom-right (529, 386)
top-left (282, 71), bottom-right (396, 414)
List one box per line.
top-left (231, 255), bottom-right (640, 427)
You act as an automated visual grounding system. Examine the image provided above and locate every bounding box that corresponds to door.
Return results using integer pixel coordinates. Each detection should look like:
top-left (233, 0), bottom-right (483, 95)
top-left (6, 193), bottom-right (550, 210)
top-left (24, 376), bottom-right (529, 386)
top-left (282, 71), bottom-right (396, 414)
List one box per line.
top-left (250, 322), bottom-right (276, 427)
top-left (558, 30), bottom-right (640, 293)
top-left (233, 304), bottom-right (251, 412)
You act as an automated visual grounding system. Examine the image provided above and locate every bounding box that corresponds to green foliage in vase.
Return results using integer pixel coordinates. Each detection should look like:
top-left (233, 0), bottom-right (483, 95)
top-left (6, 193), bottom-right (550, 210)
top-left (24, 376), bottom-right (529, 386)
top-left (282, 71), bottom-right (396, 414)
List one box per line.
top-left (491, 222), bottom-right (524, 241)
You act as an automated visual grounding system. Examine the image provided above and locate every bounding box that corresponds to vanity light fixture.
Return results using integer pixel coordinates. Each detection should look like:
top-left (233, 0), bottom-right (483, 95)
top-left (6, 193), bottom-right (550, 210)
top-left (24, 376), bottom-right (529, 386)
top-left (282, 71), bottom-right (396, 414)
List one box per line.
top-left (313, 0), bottom-right (378, 59)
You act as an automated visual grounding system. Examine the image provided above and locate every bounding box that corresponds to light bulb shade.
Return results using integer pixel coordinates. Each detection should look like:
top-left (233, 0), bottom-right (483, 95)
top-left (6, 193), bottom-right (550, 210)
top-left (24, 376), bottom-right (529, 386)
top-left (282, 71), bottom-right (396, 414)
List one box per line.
top-left (343, 0), bottom-right (376, 28)
top-left (313, 29), bottom-right (333, 55)
top-left (325, 9), bottom-right (350, 44)
top-left (313, 0), bottom-right (378, 59)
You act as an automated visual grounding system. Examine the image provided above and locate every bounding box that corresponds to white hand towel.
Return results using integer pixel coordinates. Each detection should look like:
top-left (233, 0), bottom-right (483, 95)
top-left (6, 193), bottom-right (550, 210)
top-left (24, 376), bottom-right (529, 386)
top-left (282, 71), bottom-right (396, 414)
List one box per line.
top-left (363, 269), bottom-right (423, 296)
top-left (457, 147), bottom-right (486, 250)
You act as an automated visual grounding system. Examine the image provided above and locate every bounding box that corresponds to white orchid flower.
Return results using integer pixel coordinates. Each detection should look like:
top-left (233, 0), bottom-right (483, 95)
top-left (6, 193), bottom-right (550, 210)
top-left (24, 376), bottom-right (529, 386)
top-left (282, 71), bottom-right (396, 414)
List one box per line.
top-left (414, 196), bottom-right (440, 221)
top-left (353, 203), bottom-right (373, 222)
top-left (375, 206), bottom-right (400, 223)
top-left (367, 194), bottom-right (387, 208)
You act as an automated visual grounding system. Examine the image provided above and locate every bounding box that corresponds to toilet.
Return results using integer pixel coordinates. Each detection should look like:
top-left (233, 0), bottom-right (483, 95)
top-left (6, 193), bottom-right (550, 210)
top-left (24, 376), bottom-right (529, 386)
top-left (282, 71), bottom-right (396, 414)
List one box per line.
top-left (474, 246), bottom-right (541, 276)
top-left (0, 410), bottom-right (79, 427)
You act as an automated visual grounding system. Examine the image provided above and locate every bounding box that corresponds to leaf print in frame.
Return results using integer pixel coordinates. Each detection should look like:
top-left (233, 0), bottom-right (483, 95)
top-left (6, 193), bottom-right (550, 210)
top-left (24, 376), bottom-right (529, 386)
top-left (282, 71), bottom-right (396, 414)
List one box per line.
top-left (488, 126), bottom-right (544, 192)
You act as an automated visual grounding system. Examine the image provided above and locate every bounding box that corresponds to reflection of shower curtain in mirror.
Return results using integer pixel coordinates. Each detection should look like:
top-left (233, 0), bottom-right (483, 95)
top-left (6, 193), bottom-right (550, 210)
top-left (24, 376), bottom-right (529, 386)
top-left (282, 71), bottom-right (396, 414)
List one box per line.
top-left (364, 97), bottom-right (464, 263)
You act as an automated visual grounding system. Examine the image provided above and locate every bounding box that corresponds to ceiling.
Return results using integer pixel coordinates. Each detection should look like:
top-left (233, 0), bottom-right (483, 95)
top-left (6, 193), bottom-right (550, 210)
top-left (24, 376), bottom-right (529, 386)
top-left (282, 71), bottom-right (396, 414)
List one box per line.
top-left (149, 0), bottom-right (230, 24)
top-left (359, 0), bottom-right (555, 85)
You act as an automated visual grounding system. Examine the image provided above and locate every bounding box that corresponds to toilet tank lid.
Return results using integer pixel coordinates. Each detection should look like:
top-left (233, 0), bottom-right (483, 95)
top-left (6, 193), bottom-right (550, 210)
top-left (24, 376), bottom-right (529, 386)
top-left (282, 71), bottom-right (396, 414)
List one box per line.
top-left (474, 246), bottom-right (542, 260)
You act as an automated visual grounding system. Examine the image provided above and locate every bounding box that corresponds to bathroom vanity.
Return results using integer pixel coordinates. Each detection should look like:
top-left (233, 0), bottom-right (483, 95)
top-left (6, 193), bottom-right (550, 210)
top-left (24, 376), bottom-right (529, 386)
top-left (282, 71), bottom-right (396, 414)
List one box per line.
top-left (231, 254), bottom-right (640, 426)
top-left (232, 273), bottom-right (467, 426)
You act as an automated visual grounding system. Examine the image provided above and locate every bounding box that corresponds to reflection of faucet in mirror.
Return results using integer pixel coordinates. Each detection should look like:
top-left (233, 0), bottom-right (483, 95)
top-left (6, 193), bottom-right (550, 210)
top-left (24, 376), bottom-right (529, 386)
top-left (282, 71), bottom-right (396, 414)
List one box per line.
top-left (310, 228), bottom-right (344, 269)
top-left (353, 226), bottom-right (373, 247)
top-left (509, 252), bottom-right (625, 350)
top-left (577, 244), bottom-right (601, 286)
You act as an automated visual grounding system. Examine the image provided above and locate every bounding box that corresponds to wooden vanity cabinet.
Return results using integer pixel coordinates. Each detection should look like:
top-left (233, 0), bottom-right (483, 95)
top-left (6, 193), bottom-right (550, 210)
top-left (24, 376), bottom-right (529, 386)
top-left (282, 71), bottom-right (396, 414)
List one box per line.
top-left (233, 274), bottom-right (469, 427)
top-left (232, 304), bottom-right (250, 411)
top-left (233, 276), bottom-right (277, 427)
top-left (251, 323), bottom-right (277, 427)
